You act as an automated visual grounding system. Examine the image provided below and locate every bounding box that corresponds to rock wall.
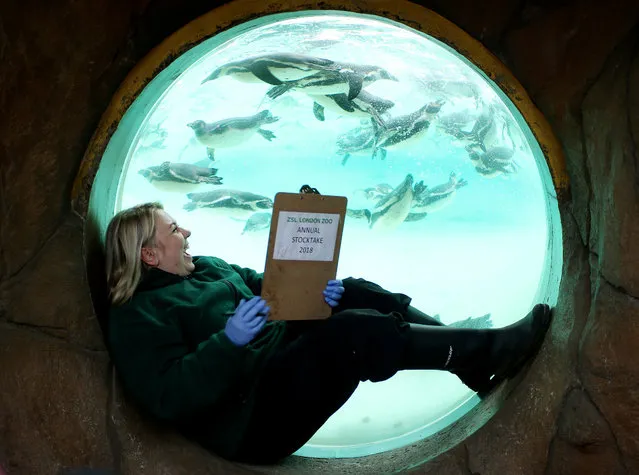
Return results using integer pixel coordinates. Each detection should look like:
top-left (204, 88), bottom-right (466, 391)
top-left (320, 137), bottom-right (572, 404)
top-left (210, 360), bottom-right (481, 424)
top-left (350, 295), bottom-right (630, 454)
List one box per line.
top-left (0, 1), bottom-right (638, 474)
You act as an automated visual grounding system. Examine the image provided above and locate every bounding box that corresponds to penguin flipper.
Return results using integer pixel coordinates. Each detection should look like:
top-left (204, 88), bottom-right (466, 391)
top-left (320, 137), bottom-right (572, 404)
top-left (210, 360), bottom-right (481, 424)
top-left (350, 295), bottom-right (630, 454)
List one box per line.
top-left (257, 129), bottom-right (277, 141)
top-left (346, 75), bottom-right (363, 101)
top-left (206, 147), bottom-right (215, 161)
top-left (251, 65), bottom-right (284, 85)
top-left (267, 84), bottom-right (293, 99)
top-left (377, 148), bottom-right (388, 160)
top-left (328, 93), bottom-right (356, 112)
top-left (341, 153), bottom-right (351, 166)
top-left (313, 102), bottom-right (326, 121)
top-left (404, 212), bottom-right (428, 223)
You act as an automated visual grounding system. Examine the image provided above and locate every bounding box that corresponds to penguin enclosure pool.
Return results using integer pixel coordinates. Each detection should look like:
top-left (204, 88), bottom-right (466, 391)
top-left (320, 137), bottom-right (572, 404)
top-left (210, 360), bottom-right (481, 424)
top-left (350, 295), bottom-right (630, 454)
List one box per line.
top-left (87, 9), bottom-right (563, 460)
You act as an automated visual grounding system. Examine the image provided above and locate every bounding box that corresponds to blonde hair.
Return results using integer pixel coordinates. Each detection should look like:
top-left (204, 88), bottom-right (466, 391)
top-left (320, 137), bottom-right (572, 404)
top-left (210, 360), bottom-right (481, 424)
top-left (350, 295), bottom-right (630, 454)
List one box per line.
top-left (105, 202), bottom-right (164, 305)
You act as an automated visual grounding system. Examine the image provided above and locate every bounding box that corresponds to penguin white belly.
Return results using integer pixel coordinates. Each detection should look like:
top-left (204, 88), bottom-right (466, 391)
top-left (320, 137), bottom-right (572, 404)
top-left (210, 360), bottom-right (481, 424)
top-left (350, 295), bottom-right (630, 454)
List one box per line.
top-left (271, 67), bottom-right (320, 82)
top-left (233, 72), bottom-right (266, 84)
top-left (380, 127), bottom-right (431, 151)
top-left (311, 95), bottom-right (369, 118)
top-left (371, 191), bottom-right (414, 232)
top-left (300, 82), bottom-right (350, 96)
top-left (196, 128), bottom-right (259, 148)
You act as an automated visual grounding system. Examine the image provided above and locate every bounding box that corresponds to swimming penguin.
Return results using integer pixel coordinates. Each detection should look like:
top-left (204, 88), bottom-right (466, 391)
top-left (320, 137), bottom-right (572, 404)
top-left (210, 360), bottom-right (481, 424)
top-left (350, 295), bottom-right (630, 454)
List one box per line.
top-left (137, 123), bottom-right (169, 150)
top-left (336, 124), bottom-right (377, 165)
top-left (437, 110), bottom-right (477, 136)
top-left (411, 172), bottom-right (468, 214)
top-left (138, 161), bottom-right (222, 185)
top-left (310, 90), bottom-right (395, 125)
top-left (467, 146), bottom-right (518, 178)
top-left (187, 110), bottom-right (279, 161)
top-left (345, 208), bottom-right (371, 221)
top-left (201, 53), bottom-right (338, 85)
top-left (448, 313), bottom-right (493, 329)
top-left (267, 62), bottom-right (397, 101)
top-left (425, 79), bottom-right (482, 107)
top-left (364, 174), bottom-right (415, 231)
top-left (353, 183), bottom-right (394, 202)
top-left (372, 100), bottom-right (445, 160)
top-left (241, 212), bottom-right (272, 234)
top-left (183, 189), bottom-right (274, 218)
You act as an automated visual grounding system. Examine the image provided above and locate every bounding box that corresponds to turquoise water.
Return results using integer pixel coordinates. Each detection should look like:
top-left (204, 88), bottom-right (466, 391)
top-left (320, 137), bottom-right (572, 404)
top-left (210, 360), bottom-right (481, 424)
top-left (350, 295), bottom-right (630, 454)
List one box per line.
top-left (112, 12), bottom-right (557, 458)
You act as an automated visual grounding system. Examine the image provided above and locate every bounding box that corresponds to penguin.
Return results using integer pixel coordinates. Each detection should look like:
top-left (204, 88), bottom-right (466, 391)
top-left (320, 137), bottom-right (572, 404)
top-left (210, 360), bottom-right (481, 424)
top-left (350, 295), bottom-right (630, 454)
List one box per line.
top-left (335, 124), bottom-right (377, 165)
top-left (363, 174), bottom-right (415, 231)
top-left (411, 172), bottom-right (468, 214)
top-left (310, 90), bottom-right (395, 125)
top-left (425, 79), bottom-right (482, 107)
top-left (187, 110), bottom-right (279, 161)
top-left (466, 145), bottom-right (518, 178)
top-left (266, 62), bottom-right (397, 101)
top-left (201, 53), bottom-right (338, 85)
top-left (138, 161), bottom-right (222, 185)
top-left (137, 123), bottom-right (169, 150)
top-left (353, 183), bottom-right (394, 202)
top-left (372, 100), bottom-right (445, 160)
top-left (183, 189), bottom-right (274, 218)
top-left (241, 212), bottom-right (272, 234)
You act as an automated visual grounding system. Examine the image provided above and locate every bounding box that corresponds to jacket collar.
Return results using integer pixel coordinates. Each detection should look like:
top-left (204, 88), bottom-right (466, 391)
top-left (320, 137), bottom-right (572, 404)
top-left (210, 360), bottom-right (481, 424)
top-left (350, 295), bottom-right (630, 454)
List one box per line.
top-left (136, 257), bottom-right (200, 292)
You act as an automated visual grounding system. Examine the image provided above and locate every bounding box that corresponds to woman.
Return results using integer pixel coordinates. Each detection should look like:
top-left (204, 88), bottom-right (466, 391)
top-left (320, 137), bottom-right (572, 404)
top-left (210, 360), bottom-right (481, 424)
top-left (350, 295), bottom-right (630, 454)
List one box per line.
top-left (105, 202), bottom-right (552, 464)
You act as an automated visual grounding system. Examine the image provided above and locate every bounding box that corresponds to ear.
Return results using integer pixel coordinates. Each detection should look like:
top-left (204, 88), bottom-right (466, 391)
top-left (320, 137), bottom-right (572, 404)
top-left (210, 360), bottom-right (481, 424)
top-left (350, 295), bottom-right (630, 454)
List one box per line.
top-left (141, 247), bottom-right (159, 267)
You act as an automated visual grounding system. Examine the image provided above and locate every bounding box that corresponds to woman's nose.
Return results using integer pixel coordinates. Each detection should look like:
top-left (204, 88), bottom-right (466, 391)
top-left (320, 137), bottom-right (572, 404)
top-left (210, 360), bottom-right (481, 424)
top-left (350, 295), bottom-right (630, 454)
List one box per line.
top-left (181, 227), bottom-right (191, 238)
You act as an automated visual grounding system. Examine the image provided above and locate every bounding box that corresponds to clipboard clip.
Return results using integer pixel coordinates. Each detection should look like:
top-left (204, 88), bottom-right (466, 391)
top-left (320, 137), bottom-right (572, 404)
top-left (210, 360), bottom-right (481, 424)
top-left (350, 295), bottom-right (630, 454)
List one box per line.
top-left (299, 184), bottom-right (321, 195)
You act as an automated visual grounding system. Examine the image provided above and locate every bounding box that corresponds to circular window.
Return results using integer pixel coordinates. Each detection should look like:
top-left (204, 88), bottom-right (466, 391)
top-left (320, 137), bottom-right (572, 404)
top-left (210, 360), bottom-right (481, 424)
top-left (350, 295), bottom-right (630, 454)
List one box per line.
top-left (91, 10), bottom-right (562, 459)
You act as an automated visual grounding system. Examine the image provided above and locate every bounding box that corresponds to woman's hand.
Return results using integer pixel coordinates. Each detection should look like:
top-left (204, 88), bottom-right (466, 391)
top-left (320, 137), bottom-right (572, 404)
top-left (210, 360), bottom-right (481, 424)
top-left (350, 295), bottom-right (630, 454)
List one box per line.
top-left (224, 296), bottom-right (270, 346)
top-left (323, 279), bottom-right (345, 308)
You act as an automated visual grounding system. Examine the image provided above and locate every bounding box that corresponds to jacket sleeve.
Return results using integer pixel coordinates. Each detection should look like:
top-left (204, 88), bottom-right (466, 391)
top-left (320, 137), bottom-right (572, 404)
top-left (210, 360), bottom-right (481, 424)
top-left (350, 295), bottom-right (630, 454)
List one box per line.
top-left (231, 264), bottom-right (264, 295)
top-left (109, 305), bottom-right (250, 421)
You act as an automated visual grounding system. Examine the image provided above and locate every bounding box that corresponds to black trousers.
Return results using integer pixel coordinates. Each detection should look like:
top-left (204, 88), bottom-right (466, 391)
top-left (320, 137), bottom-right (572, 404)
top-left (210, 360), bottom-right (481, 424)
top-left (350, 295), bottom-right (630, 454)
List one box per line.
top-left (235, 278), bottom-right (413, 464)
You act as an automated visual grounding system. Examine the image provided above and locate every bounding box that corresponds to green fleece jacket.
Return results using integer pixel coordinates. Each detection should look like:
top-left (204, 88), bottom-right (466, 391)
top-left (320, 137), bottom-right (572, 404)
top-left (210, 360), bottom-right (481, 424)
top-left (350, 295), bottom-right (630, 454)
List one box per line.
top-left (107, 256), bottom-right (287, 459)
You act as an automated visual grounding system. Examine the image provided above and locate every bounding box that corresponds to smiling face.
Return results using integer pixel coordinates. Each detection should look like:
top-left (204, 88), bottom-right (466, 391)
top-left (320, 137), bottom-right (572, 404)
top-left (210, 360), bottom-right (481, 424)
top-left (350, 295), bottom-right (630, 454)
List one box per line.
top-left (141, 209), bottom-right (194, 276)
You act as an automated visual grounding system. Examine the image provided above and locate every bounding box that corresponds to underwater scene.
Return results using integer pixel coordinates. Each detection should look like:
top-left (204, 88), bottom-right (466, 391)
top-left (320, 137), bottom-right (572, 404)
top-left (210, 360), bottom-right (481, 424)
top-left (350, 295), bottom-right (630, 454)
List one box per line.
top-left (116, 14), bottom-right (551, 457)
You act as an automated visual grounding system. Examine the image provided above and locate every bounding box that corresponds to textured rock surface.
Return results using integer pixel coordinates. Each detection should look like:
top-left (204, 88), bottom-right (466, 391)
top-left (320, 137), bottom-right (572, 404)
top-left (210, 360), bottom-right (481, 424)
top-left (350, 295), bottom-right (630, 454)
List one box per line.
top-left (545, 388), bottom-right (624, 475)
top-left (0, 0), bottom-right (638, 474)
top-left (0, 326), bottom-right (112, 474)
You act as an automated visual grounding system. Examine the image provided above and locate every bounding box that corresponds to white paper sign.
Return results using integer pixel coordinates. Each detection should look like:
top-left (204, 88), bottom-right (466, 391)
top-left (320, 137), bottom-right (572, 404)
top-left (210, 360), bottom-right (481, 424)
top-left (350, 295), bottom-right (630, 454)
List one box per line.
top-left (273, 211), bottom-right (340, 261)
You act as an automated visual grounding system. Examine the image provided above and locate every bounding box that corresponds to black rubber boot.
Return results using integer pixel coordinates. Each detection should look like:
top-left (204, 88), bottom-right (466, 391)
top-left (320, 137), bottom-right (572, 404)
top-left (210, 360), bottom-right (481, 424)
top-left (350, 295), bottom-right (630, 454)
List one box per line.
top-left (402, 304), bottom-right (552, 395)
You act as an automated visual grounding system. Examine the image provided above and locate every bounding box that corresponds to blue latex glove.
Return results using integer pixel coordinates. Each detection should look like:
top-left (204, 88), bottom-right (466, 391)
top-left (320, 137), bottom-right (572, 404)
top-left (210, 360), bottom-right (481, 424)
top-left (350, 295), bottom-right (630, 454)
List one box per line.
top-left (323, 279), bottom-right (345, 307)
top-left (224, 296), bottom-right (270, 346)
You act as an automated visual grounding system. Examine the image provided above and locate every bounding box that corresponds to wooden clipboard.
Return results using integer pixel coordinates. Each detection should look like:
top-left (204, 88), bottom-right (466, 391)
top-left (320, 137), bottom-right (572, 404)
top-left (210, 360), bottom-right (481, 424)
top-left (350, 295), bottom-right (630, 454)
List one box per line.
top-left (261, 191), bottom-right (347, 321)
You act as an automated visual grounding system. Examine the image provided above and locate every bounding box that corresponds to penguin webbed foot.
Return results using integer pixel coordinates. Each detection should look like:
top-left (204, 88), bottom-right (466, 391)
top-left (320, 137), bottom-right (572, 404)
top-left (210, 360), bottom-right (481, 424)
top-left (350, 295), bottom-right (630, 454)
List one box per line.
top-left (257, 129), bottom-right (277, 141)
top-left (341, 153), bottom-right (351, 166)
top-left (313, 102), bottom-right (326, 121)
